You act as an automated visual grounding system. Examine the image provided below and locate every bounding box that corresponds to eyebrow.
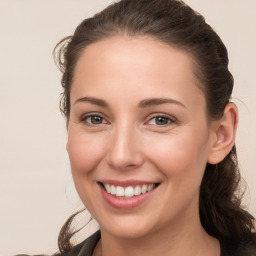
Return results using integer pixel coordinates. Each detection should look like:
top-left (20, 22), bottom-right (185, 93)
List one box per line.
top-left (74, 97), bottom-right (109, 107)
top-left (139, 98), bottom-right (187, 109)
top-left (74, 96), bottom-right (186, 109)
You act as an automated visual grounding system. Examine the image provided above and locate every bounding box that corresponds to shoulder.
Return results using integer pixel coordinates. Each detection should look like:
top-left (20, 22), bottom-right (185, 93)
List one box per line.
top-left (235, 234), bottom-right (256, 256)
top-left (221, 233), bottom-right (256, 256)
top-left (55, 230), bottom-right (101, 256)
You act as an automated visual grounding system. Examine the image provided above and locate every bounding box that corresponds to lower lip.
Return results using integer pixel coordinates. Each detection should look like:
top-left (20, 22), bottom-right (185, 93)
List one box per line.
top-left (100, 185), bottom-right (157, 209)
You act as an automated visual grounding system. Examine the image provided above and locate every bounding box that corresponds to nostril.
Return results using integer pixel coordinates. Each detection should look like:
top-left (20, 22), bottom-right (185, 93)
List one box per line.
top-left (106, 151), bottom-right (144, 170)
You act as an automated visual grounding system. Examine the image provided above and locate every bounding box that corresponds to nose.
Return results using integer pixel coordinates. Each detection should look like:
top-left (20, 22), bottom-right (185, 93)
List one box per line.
top-left (106, 124), bottom-right (144, 170)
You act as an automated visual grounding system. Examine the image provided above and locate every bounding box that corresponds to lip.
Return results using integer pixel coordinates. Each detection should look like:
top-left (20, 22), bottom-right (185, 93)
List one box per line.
top-left (98, 180), bottom-right (159, 209)
top-left (99, 179), bottom-right (157, 187)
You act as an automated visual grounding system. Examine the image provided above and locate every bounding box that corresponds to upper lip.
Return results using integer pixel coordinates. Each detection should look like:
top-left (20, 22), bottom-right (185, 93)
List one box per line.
top-left (98, 179), bottom-right (160, 187)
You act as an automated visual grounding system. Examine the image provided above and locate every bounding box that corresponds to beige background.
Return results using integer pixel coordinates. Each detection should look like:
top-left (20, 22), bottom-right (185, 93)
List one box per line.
top-left (0, 0), bottom-right (255, 255)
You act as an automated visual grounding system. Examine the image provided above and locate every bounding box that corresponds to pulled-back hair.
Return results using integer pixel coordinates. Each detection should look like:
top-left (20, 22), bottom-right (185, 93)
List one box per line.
top-left (54, 0), bottom-right (255, 253)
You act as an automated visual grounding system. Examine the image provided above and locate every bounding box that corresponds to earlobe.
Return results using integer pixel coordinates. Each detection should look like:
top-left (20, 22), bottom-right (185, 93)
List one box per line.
top-left (207, 103), bottom-right (238, 164)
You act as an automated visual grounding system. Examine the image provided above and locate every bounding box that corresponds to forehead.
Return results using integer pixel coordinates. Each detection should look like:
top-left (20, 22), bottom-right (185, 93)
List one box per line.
top-left (74, 35), bottom-right (197, 83)
top-left (71, 36), bottom-right (205, 110)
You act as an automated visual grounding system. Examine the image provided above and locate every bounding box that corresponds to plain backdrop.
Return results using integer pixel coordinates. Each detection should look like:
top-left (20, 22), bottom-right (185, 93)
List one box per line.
top-left (0, 0), bottom-right (255, 255)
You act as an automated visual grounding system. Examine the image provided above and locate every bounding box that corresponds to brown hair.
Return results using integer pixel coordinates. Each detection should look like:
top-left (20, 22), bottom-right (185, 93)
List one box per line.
top-left (54, 0), bottom-right (255, 253)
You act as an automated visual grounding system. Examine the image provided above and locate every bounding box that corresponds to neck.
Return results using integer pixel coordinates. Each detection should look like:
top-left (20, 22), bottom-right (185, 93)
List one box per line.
top-left (94, 215), bottom-right (220, 256)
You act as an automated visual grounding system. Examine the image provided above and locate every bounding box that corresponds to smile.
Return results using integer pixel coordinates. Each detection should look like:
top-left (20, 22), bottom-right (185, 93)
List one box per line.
top-left (101, 183), bottom-right (158, 198)
top-left (98, 181), bottom-right (160, 209)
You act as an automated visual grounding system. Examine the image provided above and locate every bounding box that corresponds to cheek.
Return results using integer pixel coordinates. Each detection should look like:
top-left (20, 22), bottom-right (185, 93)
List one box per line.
top-left (146, 131), bottom-right (210, 180)
top-left (66, 132), bottom-right (106, 176)
top-left (66, 132), bottom-right (108, 210)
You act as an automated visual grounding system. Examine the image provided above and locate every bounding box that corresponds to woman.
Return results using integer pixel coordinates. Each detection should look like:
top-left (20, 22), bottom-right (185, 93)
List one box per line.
top-left (53, 0), bottom-right (256, 255)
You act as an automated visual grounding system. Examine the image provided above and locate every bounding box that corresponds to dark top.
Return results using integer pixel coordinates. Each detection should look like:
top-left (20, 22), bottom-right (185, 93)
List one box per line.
top-left (16, 231), bottom-right (256, 256)
top-left (55, 231), bottom-right (256, 256)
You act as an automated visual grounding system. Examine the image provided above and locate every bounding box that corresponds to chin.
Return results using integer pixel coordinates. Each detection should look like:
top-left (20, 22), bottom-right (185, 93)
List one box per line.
top-left (97, 213), bottom-right (160, 240)
top-left (102, 225), bottom-right (152, 240)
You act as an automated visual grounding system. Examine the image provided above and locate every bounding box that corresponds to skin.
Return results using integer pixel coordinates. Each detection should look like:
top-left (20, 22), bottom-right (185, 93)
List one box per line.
top-left (67, 36), bottom-right (238, 256)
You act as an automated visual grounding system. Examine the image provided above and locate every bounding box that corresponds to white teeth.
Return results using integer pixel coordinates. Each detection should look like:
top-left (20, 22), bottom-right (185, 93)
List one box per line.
top-left (134, 185), bottom-right (141, 196)
top-left (105, 184), bottom-right (111, 193)
top-left (103, 183), bottom-right (156, 198)
top-left (116, 186), bottom-right (124, 197)
top-left (125, 186), bottom-right (134, 197)
top-left (141, 185), bottom-right (147, 194)
top-left (147, 184), bottom-right (154, 192)
top-left (110, 185), bottom-right (116, 195)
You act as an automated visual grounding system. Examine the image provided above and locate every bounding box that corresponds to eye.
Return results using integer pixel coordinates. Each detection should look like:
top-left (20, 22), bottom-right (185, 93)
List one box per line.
top-left (147, 115), bottom-right (174, 126)
top-left (83, 115), bottom-right (108, 125)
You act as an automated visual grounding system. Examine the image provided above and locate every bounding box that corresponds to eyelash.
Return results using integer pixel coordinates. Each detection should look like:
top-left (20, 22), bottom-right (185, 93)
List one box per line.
top-left (146, 114), bottom-right (176, 126)
top-left (80, 113), bottom-right (108, 126)
top-left (80, 113), bottom-right (177, 127)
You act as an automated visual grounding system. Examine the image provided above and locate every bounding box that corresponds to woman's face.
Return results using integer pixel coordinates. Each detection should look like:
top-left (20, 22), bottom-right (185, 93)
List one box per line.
top-left (67, 36), bottom-right (216, 239)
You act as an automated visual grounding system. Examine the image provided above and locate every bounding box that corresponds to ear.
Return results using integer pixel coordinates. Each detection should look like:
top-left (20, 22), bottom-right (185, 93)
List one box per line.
top-left (207, 103), bottom-right (238, 164)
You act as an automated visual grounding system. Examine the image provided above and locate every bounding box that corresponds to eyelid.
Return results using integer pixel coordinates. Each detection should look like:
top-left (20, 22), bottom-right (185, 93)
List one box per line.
top-left (145, 113), bottom-right (177, 126)
top-left (80, 112), bottom-right (109, 125)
